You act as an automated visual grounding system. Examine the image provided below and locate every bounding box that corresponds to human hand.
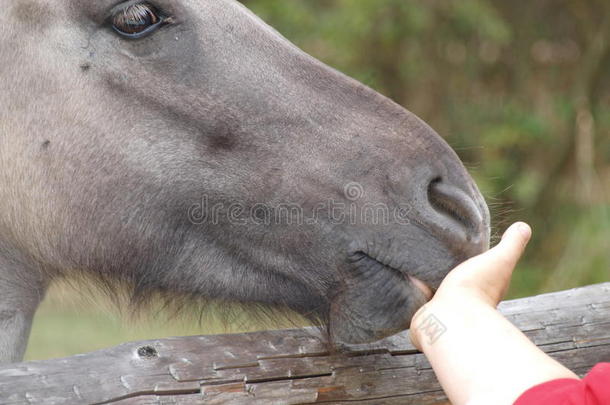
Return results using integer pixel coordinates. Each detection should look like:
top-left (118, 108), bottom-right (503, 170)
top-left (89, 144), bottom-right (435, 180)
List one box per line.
top-left (407, 222), bottom-right (578, 405)
top-left (410, 221), bottom-right (531, 350)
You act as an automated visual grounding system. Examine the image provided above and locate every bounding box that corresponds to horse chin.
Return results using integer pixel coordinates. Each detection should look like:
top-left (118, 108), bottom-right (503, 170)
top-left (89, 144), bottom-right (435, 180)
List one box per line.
top-left (327, 254), bottom-right (431, 345)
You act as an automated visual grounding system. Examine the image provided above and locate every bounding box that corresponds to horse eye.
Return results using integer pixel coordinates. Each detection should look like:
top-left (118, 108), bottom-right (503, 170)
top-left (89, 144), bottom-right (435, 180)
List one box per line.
top-left (111, 3), bottom-right (164, 38)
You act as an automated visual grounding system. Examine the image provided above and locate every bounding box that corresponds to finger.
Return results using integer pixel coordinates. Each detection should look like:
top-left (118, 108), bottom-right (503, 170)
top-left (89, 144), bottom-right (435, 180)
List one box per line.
top-left (456, 222), bottom-right (530, 272)
top-left (451, 222), bottom-right (530, 302)
top-left (439, 222), bottom-right (530, 299)
top-left (489, 221), bottom-right (532, 273)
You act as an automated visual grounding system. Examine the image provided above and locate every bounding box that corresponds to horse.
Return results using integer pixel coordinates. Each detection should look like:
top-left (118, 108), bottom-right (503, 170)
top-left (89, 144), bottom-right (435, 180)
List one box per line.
top-left (0, 0), bottom-right (489, 363)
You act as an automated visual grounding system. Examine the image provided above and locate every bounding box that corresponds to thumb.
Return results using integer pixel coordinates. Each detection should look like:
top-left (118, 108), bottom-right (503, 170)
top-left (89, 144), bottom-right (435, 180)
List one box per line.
top-left (488, 221), bottom-right (532, 277)
top-left (441, 222), bottom-right (532, 305)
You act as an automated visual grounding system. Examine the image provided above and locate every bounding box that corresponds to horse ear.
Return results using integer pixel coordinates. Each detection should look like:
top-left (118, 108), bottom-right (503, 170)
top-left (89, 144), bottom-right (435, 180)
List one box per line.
top-left (328, 258), bottom-right (427, 345)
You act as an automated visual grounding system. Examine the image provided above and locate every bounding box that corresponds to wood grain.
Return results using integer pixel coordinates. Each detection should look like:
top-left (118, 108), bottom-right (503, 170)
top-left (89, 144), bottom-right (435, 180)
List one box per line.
top-left (1, 283), bottom-right (609, 404)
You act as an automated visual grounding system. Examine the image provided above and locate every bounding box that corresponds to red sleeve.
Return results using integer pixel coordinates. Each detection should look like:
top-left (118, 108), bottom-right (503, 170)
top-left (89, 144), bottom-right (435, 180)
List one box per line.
top-left (514, 363), bottom-right (610, 405)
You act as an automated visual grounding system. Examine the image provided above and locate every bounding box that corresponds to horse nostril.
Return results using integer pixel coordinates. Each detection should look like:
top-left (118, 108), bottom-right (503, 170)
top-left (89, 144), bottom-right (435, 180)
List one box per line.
top-left (427, 177), bottom-right (480, 236)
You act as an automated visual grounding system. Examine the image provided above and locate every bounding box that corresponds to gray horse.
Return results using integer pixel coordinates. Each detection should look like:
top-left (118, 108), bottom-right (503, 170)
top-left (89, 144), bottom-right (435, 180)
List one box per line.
top-left (0, 0), bottom-right (489, 363)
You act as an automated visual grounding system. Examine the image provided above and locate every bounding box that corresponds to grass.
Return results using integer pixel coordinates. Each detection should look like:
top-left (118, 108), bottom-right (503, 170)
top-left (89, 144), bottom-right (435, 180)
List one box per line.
top-left (25, 282), bottom-right (304, 361)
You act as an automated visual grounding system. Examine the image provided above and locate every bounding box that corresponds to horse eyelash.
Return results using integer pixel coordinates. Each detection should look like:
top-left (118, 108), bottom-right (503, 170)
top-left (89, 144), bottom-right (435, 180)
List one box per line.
top-left (107, 1), bottom-right (174, 38)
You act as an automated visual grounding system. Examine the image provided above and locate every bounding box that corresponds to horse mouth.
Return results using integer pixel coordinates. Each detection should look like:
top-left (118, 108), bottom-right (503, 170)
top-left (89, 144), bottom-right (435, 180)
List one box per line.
top-left (329, 250), bottom-right (436, 344)
top-left (355, 252), bottom-right (436, 300)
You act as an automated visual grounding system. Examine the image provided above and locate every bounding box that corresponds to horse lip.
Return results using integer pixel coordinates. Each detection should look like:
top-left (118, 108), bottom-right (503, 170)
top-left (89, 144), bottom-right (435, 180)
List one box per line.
top-left (357, 251), bottom-right (436, 300)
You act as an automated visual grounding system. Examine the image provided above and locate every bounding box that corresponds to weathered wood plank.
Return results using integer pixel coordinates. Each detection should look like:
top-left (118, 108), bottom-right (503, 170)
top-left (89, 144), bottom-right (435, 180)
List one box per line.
top-left (1, 283), bottom-right (609, 405)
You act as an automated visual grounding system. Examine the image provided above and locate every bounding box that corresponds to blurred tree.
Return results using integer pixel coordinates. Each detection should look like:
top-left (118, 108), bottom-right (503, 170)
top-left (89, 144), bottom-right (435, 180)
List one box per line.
top-left (242, 0), bottom-right (610, 297)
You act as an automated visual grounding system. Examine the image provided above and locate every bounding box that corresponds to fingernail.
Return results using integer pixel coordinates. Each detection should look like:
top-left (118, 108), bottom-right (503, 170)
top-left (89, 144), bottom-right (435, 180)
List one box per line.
top-left (516, 222), bottom-right (531, 239)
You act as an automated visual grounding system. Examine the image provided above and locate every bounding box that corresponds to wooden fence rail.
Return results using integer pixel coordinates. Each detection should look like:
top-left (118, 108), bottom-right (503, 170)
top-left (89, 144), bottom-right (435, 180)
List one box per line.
top-left (1, 282), bottom-right (609, 405)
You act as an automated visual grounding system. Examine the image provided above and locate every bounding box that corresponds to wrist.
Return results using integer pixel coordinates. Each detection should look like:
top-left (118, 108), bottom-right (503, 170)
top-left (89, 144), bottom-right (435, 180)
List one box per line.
top-left (409, 294), bottom-right (498, 351)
